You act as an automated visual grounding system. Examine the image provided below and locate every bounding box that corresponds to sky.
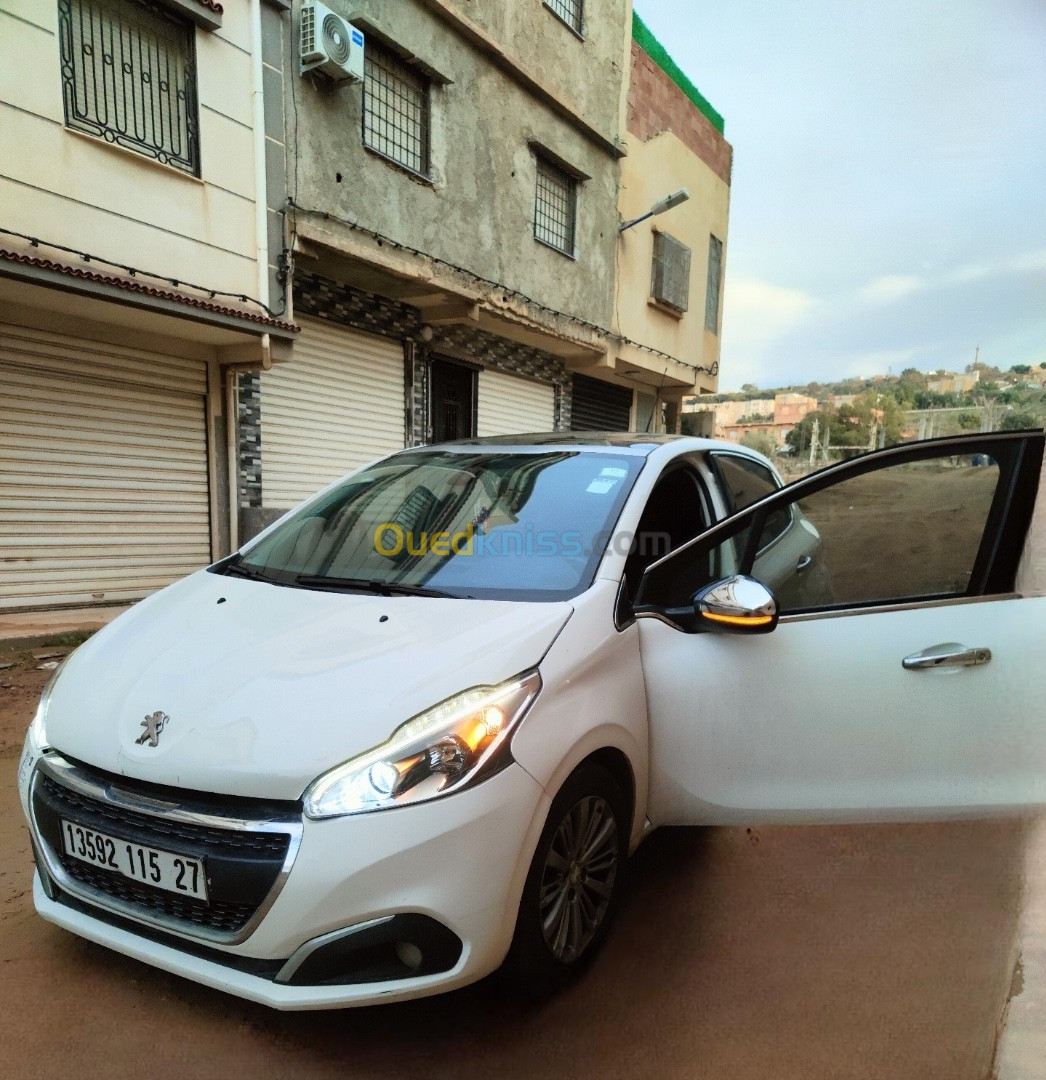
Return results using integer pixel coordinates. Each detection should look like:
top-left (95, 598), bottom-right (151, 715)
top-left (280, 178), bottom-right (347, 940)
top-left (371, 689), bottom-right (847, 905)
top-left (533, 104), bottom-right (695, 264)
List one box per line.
top-left (634, 0), bottom-right (1046, 390)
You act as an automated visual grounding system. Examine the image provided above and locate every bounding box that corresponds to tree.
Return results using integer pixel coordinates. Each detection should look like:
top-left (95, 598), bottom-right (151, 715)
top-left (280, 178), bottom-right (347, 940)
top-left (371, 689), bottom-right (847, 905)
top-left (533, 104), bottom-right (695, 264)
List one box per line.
top-left (739, 431), bottom-right (777, 459)
top-left (1000, 411), bottom-right (1042, 431)
top-left (957, 410), bottom-right (982, 431)
top-left (740, 383), bottom-right (760, 395)
top-left (1010, 364), bottom-right (1032, 375)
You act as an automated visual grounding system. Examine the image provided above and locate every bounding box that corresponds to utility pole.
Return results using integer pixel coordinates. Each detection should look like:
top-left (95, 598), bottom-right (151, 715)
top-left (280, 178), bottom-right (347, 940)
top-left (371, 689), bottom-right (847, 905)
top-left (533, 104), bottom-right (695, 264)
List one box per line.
top-left (809, 417), bottom-right (819, 467)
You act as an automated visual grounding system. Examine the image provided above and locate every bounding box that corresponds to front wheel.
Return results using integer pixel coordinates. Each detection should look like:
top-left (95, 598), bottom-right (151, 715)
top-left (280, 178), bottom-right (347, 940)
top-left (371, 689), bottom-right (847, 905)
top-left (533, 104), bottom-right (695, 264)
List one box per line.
top-left (503, 763), bottom-right (628, 996)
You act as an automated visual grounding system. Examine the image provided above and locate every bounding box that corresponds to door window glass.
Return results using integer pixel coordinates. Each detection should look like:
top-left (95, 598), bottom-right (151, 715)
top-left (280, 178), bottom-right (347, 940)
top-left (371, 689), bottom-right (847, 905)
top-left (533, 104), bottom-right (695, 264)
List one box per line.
top-left (639, 449), bottom-right (1004, 615)
top-left (752, 455), bottom-right (999, 609)
top-left (711, 453), bottom-right (791, 554)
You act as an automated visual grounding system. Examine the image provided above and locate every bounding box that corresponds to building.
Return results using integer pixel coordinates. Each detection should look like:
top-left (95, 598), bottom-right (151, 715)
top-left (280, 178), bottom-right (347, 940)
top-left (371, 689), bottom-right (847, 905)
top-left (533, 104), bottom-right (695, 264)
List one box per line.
top-left (603, 12), bottom-right (731, 434)
top-left (707, 393), bottom-right (817, 446)
top-left (243, 1), bottom-right (733, 537)
top-left (927, 371), bottom-right (980, 395)
top-left (241, 0), bottom-right (634, 538)
top-left (0, 0), bottom-right (295, 613)
top-left (0, 0), bottom-right (734, 612)
top-left (773, 392), bottom-right (818, 426)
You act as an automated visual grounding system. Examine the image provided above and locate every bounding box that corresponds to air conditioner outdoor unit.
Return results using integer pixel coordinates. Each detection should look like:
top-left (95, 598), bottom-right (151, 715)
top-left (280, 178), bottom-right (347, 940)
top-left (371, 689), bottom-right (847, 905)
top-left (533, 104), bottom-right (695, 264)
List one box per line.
top-left (300, 2), bottom-right (364, 83)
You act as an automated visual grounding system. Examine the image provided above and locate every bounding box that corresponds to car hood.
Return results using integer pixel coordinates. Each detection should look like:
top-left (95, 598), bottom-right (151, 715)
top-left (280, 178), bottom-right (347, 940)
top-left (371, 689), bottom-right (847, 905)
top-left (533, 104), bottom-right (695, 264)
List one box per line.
top-left (45, 570), bottom-right (572, 801)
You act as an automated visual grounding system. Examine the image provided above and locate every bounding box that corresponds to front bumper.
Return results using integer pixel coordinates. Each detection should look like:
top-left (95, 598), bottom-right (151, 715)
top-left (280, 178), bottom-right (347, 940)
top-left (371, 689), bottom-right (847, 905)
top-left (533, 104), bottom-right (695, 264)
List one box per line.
top-left (26, 755), bottom-right (549, 1008)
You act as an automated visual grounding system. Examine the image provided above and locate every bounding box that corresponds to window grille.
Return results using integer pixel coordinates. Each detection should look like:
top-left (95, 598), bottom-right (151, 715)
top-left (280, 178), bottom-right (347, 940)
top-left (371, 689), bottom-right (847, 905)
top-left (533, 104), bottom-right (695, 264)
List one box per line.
top-left (651, 232), bottom-right (691, 313)
top-left (534, 157), bottom-right (577, 255)
top-left (57, 0), bottom-right (200, 176)
top-left (705, 235), bottom-right (723, 333)
top-left (545, 0), bottom-right (584, 34)
top-left (363, 42), bottom-right (429, 176)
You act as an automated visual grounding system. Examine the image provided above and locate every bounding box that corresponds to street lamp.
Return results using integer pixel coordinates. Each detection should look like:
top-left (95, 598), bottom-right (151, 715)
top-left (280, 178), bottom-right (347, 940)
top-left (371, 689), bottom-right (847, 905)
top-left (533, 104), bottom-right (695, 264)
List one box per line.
top-left (618, 188), bottom-right (690, 232)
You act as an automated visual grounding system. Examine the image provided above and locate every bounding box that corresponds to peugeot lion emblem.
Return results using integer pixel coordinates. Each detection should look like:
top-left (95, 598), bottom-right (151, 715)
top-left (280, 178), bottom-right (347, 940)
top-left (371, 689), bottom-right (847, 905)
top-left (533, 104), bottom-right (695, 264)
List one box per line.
top-left (136, 710), bottom-right (170, 748)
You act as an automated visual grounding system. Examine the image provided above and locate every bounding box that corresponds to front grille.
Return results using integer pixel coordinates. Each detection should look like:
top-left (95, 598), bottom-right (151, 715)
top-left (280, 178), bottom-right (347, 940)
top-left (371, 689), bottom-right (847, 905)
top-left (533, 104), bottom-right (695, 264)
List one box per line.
top-left (40, 776), bottom-right (289, 859)
top-left (62, 861), bottom-right (255, 934)
top-left (32, 762), bottom-right (299, 941)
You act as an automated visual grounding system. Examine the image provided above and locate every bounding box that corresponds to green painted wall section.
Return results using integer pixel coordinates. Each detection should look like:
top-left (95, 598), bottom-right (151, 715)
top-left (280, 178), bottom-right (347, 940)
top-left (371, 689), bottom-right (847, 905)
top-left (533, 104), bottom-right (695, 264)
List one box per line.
top-left (631, 11), bottom-right (725, 134)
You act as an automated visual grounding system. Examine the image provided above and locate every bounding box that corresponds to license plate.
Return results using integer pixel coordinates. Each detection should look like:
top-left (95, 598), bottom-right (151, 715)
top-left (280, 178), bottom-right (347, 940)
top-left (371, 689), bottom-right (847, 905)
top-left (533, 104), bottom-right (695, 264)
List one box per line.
top-left (60, 818), bottom-right (209, 902)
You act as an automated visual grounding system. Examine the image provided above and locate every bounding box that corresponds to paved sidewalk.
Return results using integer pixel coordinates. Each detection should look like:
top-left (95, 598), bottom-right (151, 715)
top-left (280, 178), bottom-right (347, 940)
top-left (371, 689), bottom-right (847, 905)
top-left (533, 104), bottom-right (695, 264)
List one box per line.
top-left (994, 816), bottom-right (1046, 1079)
top-left (0, 604), bottom-right (131, 642)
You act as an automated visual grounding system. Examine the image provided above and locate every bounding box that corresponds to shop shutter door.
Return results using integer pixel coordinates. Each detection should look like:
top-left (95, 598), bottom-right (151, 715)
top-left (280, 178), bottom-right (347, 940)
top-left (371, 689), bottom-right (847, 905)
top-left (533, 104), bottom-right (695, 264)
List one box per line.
top-left (476, 370), bottom-right (555, 437)
top-left (570, 374), bottom-right (633, 431)
top-left (259, 317), bottom-right (405, 509)
top-left (0, 323), bottom-right (211, 611)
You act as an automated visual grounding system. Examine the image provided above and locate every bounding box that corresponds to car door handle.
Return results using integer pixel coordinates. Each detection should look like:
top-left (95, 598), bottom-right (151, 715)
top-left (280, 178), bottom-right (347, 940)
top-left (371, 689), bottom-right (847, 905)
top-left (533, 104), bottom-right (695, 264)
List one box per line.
top-left (902, 643), bottom-right (992, 671)
top-left (796, 555), bottom-right (812, 572)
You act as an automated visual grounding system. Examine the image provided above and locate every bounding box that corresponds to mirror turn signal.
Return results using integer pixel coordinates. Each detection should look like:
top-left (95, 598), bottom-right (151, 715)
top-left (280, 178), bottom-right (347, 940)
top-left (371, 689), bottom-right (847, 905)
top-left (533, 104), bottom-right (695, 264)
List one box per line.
top-left (692, 576), bottom-right (779, 635)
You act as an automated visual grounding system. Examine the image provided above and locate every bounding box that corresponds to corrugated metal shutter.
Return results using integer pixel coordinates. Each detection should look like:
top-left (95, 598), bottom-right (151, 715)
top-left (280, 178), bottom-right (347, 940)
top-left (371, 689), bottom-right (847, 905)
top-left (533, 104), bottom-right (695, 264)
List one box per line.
top-left (476, 370), bottom-right (555, 437)
top-left (570, 374), bottom-right (633, 431)
top-left (259, 316), bottom-right (405, 509)
top-left (0, 323), bottom-right (211, 611)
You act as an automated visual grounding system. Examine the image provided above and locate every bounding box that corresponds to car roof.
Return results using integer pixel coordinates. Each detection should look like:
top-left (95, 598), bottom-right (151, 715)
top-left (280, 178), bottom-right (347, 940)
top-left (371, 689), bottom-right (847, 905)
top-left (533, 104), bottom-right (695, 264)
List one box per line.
top-left (410, 432), bottom-right (730, 457)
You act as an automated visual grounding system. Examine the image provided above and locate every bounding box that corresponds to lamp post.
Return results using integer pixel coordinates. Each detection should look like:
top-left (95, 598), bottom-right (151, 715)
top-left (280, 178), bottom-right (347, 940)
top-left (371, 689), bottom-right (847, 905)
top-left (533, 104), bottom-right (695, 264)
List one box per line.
top-left (618, 188), bottom-right (690, 232)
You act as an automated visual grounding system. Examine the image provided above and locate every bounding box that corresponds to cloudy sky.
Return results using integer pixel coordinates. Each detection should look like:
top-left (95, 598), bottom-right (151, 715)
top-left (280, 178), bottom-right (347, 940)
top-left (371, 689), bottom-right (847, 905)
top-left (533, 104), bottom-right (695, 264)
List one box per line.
top-left (635, 0), bottom-right (1046, 390)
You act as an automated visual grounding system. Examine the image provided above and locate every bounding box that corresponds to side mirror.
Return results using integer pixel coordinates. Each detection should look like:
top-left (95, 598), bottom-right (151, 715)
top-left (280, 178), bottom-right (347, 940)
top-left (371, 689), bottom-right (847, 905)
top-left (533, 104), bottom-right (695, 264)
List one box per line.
top-left (692, 575), bottom-right (779, 635)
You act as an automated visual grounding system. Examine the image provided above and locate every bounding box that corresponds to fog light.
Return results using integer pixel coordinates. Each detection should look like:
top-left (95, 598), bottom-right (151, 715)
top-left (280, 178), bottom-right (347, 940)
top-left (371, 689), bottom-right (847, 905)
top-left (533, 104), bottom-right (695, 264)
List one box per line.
top-left (395, 941), bottom-right (423, 970)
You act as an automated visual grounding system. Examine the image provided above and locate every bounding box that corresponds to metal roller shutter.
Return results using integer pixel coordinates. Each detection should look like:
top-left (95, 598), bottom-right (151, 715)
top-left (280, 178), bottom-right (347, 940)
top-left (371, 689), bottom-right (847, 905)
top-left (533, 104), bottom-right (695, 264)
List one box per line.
top-left (259, 317), bottom-right (406, 509)
top-left (0, 323), bottom-right (211, 611)
top-left (476, 370), bottom-right (555, 437)
top-left (570, 374), bottom-right (633, 432)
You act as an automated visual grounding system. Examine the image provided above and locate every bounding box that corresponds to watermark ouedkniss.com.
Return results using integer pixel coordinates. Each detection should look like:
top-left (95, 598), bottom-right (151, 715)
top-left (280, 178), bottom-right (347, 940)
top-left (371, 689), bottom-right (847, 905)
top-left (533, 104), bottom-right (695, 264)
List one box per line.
top-left (373, 523), bottom-right (671, 559)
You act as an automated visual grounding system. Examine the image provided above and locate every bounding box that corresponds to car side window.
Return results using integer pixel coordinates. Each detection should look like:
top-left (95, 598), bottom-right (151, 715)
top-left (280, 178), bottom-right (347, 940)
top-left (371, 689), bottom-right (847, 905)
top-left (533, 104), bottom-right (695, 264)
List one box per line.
top-left (636, 438), bottom-right (1038, 620)
top-left (623, 465), bottom-right (712, 600)
top-left (709, 453), bottom-right (791, 554)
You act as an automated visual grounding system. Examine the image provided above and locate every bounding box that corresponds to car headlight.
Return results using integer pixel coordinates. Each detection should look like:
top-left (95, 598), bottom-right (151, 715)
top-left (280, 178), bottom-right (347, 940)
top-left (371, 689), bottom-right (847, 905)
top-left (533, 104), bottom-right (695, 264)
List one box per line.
top-left (304, 670), bottom-right (541, 819)
top-left (20, 655), bottom-right (69, 802)
top-left (27, 655), bottom-right (70, 753)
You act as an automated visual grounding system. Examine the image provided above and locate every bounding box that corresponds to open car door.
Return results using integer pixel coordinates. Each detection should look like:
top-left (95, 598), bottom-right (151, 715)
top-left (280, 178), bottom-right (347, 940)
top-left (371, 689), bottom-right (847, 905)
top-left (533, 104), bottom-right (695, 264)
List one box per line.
top-left (634, 431), bottom-right (1046, 825)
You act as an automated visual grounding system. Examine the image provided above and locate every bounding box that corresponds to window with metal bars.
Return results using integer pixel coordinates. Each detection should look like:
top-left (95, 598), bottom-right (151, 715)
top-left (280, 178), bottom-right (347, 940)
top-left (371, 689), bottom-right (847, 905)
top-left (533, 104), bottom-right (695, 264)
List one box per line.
top-left (544, 0), bottom-right (584, 35)
top-left (57, 0), bottom-right (200, 176)
top-left (533, 157), bottom-right (577, 256)
top-left (363, 41), bottom-right (430, 176)
top-left (705, 235), bottom-right (723, 333)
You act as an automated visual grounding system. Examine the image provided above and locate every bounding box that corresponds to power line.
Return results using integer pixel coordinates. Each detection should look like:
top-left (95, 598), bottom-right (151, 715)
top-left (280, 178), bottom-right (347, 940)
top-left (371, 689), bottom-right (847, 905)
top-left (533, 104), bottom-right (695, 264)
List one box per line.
top-left (0, 226), bottom-right (288, 318)
top-left (286, 199), bottom-right (719, 378)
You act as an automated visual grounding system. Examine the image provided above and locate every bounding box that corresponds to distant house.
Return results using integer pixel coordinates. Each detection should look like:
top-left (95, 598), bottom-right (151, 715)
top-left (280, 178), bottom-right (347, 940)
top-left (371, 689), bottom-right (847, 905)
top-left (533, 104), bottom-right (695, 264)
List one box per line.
top-left (927, 371), bottom-right (981, 394)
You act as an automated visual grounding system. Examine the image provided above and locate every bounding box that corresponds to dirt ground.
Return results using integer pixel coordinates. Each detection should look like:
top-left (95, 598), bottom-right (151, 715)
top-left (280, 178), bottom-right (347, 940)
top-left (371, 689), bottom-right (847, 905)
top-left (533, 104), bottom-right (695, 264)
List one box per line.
top-left (0, 638), bottom-right (1032, 1080)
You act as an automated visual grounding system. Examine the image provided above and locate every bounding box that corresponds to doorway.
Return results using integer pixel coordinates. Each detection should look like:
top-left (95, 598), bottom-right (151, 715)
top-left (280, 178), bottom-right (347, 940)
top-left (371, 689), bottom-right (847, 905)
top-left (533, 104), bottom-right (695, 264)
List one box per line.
top-left (430, 358), bottom-right (476, 443)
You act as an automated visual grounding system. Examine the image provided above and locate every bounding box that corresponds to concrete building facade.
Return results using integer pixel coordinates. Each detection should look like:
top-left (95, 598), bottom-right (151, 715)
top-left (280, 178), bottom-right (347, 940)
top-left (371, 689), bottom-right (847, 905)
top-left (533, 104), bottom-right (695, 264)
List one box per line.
top-left (607, 12), bottom-right (731, 434)
top-left (241, 0), bottom-right (638, 536)
top-left (0, 0), bottom-right (296, 612)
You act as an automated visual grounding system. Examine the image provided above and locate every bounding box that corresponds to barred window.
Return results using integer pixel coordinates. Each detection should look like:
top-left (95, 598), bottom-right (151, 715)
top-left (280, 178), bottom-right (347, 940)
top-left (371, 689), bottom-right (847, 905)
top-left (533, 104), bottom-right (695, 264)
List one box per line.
top-left (651, 231), bottom-right (691, 313)
top-left (57, 0), bottom-right (200, 176)
top-left (705, 235), bottom-right (723, 333)
top-left (534, 157), bottom-right (577, 255)
top-left (544, 0), bottom-right (584, 35)
top-left (363, 41), bottom-right (429, 176)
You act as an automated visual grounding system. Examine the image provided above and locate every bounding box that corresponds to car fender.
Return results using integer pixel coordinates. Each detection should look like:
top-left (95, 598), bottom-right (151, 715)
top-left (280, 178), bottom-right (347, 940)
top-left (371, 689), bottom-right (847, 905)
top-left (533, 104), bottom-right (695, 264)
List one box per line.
top-left (510, 579), bottom-right (649, 853)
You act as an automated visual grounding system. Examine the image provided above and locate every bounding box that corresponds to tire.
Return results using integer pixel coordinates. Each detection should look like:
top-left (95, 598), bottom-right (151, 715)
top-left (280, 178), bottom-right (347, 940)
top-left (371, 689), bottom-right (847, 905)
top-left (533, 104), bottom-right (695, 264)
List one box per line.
top-left (502, 762), bottom-right (629, 998)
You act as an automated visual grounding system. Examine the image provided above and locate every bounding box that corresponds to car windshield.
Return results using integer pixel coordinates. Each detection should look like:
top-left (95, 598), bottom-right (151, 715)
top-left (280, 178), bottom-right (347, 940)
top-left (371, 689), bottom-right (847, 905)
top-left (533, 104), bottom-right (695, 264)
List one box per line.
top-left (222, 449), bottom-right (645, 600)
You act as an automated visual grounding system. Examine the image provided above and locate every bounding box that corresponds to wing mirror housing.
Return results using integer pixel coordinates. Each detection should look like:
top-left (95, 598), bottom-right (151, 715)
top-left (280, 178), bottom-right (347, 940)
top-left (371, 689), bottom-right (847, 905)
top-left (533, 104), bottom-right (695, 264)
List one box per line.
top-left (692, 575), bottom-right (779, 635)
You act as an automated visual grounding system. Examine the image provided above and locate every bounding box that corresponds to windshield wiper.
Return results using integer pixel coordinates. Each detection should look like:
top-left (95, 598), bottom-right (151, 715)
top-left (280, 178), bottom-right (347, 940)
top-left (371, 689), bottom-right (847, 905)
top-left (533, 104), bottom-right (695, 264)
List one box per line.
top-left (212, 558), bottom-right (276, 583)
top-left (293, 574), bottom-right (458, 598)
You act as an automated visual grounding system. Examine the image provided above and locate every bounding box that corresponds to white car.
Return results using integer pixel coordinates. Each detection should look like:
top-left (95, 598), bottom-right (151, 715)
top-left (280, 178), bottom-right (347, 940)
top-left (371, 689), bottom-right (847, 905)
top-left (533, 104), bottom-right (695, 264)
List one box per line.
top-left (18, 430), bottom-right (1046, 1009)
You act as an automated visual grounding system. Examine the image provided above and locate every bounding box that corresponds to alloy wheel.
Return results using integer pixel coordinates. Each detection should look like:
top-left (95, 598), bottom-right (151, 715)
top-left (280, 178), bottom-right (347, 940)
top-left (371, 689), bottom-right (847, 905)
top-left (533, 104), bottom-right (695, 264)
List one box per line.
top-left (538, 794), bottom-right (619, 963)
